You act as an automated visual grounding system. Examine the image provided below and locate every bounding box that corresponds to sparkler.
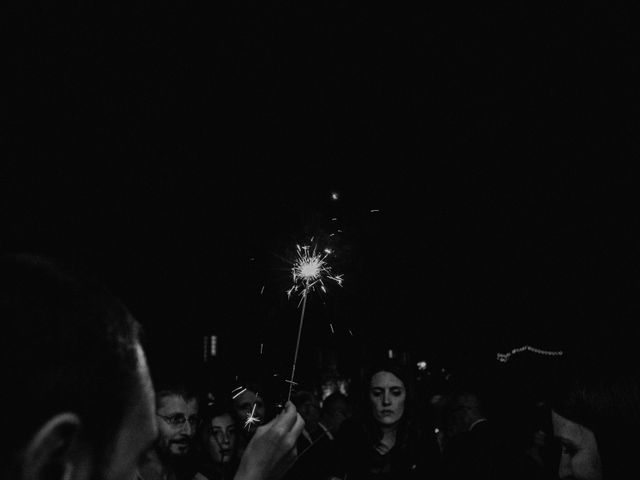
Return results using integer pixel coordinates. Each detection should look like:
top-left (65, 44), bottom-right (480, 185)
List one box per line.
top-left (285, 244), bottom-right (343, 401)
top-left (244, 402), bottom-right (261, 429)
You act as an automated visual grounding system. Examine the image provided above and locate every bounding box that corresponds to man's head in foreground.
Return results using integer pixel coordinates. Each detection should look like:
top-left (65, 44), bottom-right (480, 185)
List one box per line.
top-left (0, 254), bottom-right (158, 480)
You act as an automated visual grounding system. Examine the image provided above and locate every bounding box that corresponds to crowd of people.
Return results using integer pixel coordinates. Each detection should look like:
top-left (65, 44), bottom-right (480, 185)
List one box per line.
top-left (4, 252), bottom-right (640, 480)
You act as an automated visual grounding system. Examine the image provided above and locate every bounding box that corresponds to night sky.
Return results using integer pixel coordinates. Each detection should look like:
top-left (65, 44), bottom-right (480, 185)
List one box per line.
top-left (3, 2), bottom-right (640, 391)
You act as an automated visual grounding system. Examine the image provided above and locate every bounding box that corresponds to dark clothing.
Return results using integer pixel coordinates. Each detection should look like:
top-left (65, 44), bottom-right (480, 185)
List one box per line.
top-left (281, 426), bottom-right (342, 480)
top-left (442, 420), bottom-right (533, 480)
top-left (330, 418), bottom-right (442, 480)
top-left (194, 459), bottom-right (240, 480)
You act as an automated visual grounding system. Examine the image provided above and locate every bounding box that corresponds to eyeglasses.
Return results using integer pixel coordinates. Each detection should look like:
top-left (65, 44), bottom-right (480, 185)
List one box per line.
top-left (157, 413), bottom-right (202, 428)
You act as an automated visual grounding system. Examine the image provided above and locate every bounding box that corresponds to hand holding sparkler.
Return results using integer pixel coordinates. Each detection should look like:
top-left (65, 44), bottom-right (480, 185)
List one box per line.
top-left (234, 401), bottom-right (305, 480)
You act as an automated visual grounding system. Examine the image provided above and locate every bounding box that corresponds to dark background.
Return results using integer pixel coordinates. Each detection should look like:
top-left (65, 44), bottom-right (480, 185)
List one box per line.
top-left (3, 2), bottom-right (640, 393)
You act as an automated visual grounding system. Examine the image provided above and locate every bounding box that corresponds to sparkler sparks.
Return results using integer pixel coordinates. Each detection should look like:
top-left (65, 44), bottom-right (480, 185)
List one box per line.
top-left (285, 242), bottom-right (343, 401)
top-left (244, 402), bottom-right (261, 429)
top-left (232, 386), bottom-right (247, 400)
top-left (286, 244), bottom-right (343, 300)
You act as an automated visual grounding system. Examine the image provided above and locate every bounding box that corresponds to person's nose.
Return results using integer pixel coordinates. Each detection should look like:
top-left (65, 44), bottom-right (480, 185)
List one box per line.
top-left (181, 420), bottom-right (195, 436)
top-left (557, 454), bottom-right (572, 479)
top-left (382, 391), bottom-right (391, 406)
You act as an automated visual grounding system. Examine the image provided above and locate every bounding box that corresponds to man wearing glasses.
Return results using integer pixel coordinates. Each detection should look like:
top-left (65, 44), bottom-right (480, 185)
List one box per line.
top-left (139, 384), bottom-right (202, 480)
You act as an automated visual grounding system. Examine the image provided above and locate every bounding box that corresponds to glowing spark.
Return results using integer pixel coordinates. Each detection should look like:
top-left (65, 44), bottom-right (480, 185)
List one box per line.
top-left (286, 244), bottom-right (343, 300)
top-left (232, 387), bottom-right (247, 400)
top-left (370, 209), bottom-right (380, 213)
top-left (260, 285), bottom-right (265, 294)
top-left (260, 343), bottom-right (264, 354)
top-left (348, 329), bottom-right (353, 336)
top-left (244, 403), bottom-right (261, 429)
top-left (331, 192), bottom-right (339, 200)
top-left (329, 323), bottom-right (334, 334)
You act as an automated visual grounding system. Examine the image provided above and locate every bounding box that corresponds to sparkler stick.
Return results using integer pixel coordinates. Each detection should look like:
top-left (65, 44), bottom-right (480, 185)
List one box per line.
top-left (287, 285), bottom-right (309, 401)
top-left (285, 244), bottom-right (342, 402)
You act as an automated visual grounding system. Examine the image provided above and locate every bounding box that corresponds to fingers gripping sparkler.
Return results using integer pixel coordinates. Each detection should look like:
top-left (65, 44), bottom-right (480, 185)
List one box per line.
top-left (286, 244), bottom-right (343, 401)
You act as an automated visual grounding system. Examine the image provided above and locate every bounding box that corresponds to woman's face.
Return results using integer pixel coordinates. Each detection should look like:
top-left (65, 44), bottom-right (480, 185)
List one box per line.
top-left (369, 370), bottom-right (406, 428)
top-left (551, 410), bottom-right (602, 480)
top-left (206, 413), bottom-right (237, 464)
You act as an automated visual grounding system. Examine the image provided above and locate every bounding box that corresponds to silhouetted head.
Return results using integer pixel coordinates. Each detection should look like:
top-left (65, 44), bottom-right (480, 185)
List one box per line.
top-left (551, 351), bottom-right (640, 480)
top-left (320, 392), bottom-right (352, 433)
top-left (0, 253), bottom-right (158, 480)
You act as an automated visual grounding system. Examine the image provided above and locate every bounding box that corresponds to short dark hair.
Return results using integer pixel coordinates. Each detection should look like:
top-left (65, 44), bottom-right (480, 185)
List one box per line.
top-left (321, 391), bottom-right (350, 415)
top-left (0, 254), bottom-right (142, 466)
top-left (551, 351), bottom-right (640, 479)
top-left (155, 383), bottom-right (200, 408)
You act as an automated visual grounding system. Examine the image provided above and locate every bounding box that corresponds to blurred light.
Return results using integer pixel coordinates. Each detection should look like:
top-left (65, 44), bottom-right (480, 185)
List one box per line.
top-left (497, 345), bottom-right (563, 363)
top-left (417, 361), bottom-right (428, 371)
top-left (338, 379), bottom-right (349, 396)
top-left (331, 192), bottom-right (339, 200)
top-left (388, 349), bottom-right (394, 359)
top-left (210, 335), bottom-right (217, 357)
top-left (434, 428), bottom-right (440, 434)
top-left (321, 380), bottom-right (337, 400)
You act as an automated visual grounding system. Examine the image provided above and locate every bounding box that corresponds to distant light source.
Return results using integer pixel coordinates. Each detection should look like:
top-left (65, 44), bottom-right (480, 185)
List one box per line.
top-left (388, 349), bottom-right (394, 359)
top-left (331, 192), bottom-right (339, 200)
top-left (210, 335), bottom-right (217, 357)
top-left (417, 360), bottom-right (428, 371)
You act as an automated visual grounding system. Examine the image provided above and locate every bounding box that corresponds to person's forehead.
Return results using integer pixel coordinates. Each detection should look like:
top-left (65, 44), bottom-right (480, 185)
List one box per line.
top-left (158, 394), bottom-right (198, 412)
top-left (370, 371), bottom-right (404, 388)
top-left (211, 414), bottom-right (234, 428)
top-left (552, 411), bottom-right (592, 443)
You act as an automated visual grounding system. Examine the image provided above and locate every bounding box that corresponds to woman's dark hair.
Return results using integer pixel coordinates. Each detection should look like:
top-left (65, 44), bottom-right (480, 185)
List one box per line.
top-left (359, 359), bottom-right (419, 448)
top-left (551, 351), bottom-right (640, 479)
top-left (203, 397), bottom-right (240, 427)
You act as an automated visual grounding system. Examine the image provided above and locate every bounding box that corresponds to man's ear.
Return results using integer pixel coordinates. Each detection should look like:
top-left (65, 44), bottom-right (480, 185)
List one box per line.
top-left (22, 413), bottom-right (86, 480)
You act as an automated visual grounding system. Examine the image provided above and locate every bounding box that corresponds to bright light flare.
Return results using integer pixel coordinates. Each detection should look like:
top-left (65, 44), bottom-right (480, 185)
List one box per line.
top-left (244, 403), bottom-right (261, 429)
top-left (287, 244), bottom-right (343, 300)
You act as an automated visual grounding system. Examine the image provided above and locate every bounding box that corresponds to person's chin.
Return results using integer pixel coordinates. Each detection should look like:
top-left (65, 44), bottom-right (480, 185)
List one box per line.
top-left (170, 444), bottom-right (191, 456)
top-left (378, 416), bottom-right (399, 426)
